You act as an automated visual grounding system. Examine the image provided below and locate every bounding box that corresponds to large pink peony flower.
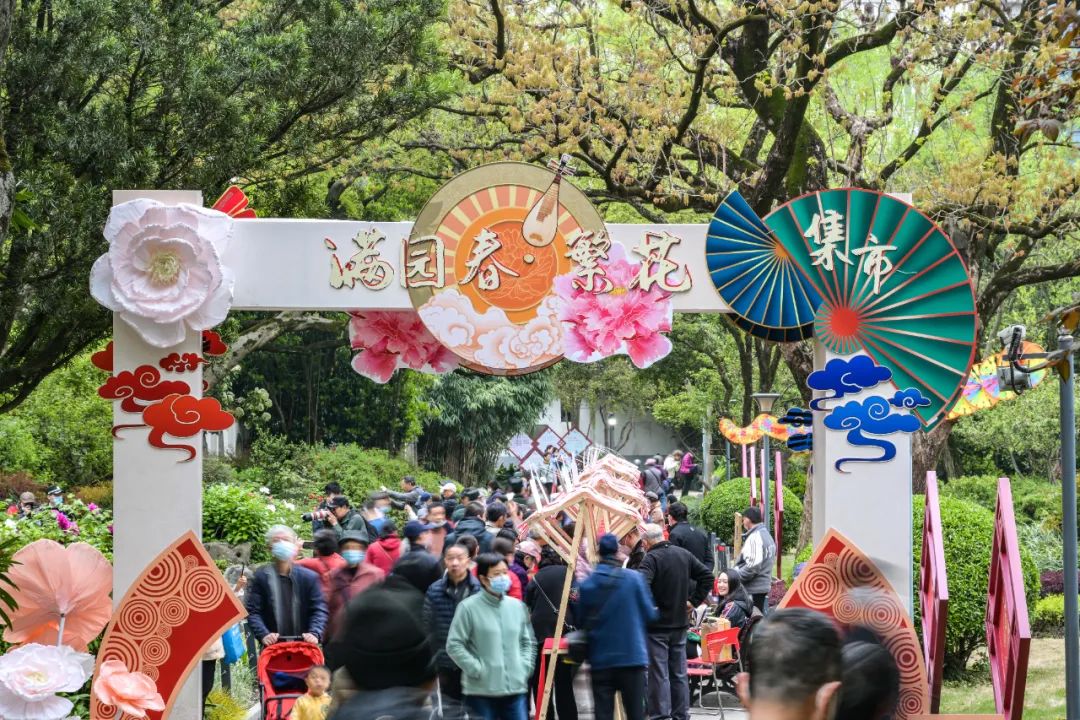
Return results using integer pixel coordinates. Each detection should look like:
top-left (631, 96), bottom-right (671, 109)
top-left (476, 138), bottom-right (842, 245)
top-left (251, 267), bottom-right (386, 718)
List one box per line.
top-left (93, 660), bottom-right (165, 718)
top-left (0, 643), bottom-right (94, 720)
top-left (348, 311), bottom-right (459, 383)
top-left (555, 243), bottom-right (673, 368)
top-left (90, 200), bottom-right (234, 347)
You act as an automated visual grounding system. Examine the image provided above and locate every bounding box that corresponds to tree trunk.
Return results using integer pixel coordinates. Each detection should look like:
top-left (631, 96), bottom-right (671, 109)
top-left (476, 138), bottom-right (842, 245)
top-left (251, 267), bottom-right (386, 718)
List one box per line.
top-left (797, 468), bottom-right (813, 555)
top-left (912, 421), bottom-right (955, 493)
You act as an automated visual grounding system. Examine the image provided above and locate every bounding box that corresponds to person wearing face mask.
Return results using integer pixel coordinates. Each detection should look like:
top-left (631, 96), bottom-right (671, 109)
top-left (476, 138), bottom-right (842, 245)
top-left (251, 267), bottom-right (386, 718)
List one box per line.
top-left (326, 496), bottom-right (374, 541)
top-left (45, 486), bottom-right (65, 509)
top-left (425, 502), bottom-right (451, 556)
top-left (245, 525), bottom-right (328, 647)
top-left (325, 531), bottom-right (385, 641)
top-left (424, 543), bottom-right (482, 711)
top-left (446, 552), bottom-right (536, 720)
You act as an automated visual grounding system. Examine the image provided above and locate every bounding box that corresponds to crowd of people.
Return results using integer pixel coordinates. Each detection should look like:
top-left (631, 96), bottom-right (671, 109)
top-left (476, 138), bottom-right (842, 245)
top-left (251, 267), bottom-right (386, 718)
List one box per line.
top-left (241, 463), bottom-right (900, 720)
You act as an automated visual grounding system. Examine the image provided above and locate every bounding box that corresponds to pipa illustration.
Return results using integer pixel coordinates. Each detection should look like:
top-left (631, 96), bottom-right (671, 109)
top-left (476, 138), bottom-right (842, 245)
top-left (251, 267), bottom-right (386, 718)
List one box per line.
top-left (522, 154), bottom-right (575, 248)
top-left (708, 188), bottom-right (977, 428)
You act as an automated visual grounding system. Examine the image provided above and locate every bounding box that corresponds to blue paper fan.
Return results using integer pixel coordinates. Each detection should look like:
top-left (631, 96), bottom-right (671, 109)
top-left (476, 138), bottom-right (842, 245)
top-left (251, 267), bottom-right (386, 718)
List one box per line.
top-left (706, 191), bottom-right (822, 341)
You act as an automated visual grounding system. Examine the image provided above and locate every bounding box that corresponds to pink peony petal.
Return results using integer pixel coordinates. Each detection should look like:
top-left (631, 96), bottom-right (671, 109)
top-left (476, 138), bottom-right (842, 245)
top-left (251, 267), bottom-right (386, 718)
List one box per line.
top-left (626, 333), bottom-right (672, 368)
top-left (350, 349), bottom-right (399, 384)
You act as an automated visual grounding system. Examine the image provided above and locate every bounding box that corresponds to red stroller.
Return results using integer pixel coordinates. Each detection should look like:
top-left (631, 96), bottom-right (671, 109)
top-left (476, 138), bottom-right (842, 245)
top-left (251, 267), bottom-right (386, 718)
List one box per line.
top-left (256, 640), bottom-right (325, 719)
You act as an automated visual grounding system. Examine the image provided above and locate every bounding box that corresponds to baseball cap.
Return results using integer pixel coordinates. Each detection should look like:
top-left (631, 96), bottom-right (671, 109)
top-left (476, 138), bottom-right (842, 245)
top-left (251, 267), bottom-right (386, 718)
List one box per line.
top-left (403, 520), bottom-right (434, 541)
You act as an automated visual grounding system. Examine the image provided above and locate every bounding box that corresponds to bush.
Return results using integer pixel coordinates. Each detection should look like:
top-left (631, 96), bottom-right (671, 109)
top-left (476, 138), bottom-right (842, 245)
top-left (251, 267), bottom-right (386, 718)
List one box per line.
top-left (1018, 522), bottom-right (1064, 572)
top-left (203, 484), bottom-right (276, 551)
top-left (1039, 570), bottom-right (1080, 597)
top-left (697, 477), bottom-right (802, 550)
top-left (308, 445), bottom-right (449, 508)
top-left (0, 496), bottom-right (114, 557)
top-left (783, 466), bottom-right (807, 501)
top-left (203, 456), bottom-right (238, 486)
top-left (205, 688), bottom-right (247, 720)
top-left (73, 483), bottom-right (113, 510)
top-left (913, 494), bottom-right (1039, 678)
top-left (943, 475), bottom-right (1060, 528)
top-left (244, 436), bottom-right (317, 500)
top-left (1032, 594), bottom-right (1068, 636)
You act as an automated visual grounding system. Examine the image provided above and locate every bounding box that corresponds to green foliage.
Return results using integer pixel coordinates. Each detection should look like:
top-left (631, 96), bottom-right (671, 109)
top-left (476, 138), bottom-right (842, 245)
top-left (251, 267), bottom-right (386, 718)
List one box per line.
top-left (0, 354), bottom-right (112, 485)
top-left (0, 0), bottom-right (448, 412)
top-left (1016, 523), bottom-right (1064, 573)
top-left (913, 494), bottom-right (1040, 678)
top-left (203, 457), bottom-right (239, 486)
top-left (310, 445), bottom-right (448, 507)
top-left (418, 372), bottom-right (553, 483)
top-left (0, 496), bottom-right (114, 558)
top-left (696, 478), bottom-right (802, 549)
top-left (244, 436), bottom-right (318, 500)
top-left (73, 483), bottom-right (114, 510)
top-left (202, 484), bottom-right (277, 550)
top-left (943, 474), bottom-right (1063, 531)
top-left (0, 536), bottom-right (21, 628)
top-left (1032, 594), bottom-right (1068, 636)
top-left (205, 688), bottom-right (247, 720)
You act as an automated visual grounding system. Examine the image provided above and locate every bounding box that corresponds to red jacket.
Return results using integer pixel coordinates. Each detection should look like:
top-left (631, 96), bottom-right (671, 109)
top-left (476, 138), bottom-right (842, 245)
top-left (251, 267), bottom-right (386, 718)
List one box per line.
top-left (296, 554), bottom-right (346, 596)
top-left (325, 563), bottom-right (385, 639)
top-left (366, 535), bottom-right (402, 574)
top-left (470, 564), bottom-right (523, 600)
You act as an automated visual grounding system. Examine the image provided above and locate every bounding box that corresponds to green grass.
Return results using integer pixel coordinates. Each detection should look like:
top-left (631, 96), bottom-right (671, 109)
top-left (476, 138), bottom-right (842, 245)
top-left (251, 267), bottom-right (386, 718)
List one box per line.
top-left (939, 637), bottom-right (1067, 720)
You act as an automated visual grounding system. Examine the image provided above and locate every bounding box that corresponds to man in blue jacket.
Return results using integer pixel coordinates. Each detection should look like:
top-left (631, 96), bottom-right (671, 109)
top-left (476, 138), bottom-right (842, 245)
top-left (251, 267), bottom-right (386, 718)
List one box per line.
top-left (245, 525), bottom-right (328, 646)
top-left (579, 534), bottom-right (658, 720)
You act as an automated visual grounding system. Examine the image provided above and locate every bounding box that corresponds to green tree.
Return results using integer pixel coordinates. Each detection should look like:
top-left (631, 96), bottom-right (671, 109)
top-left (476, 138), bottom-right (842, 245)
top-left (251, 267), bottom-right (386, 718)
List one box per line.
top-left (417, 371), bottom-right (553, 483)
top-left (0, 0), bottom-right (447, 412)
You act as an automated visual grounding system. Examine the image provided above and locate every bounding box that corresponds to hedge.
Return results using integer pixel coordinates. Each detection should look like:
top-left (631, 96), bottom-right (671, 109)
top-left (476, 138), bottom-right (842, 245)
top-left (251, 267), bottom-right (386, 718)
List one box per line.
top-left (696, 477), bottom-right (802, 549)
top-left (912, 493), bottom-right (1039, 678)
top-left (1032, 594), bottom-right (1069, 636)
top-left (942, 474), bottom-right (1060, 528)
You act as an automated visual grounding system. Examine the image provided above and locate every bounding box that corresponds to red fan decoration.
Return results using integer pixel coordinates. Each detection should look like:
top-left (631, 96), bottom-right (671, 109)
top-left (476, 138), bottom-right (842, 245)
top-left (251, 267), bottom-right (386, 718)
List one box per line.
top-left (98, 366), bottom-right (191, 415)
top-left (210, 185), bottom-right (256, 219)
top-left (159, 353), bottom-right (206, 373)
top-left (90, 532), bottom-right (246, 720)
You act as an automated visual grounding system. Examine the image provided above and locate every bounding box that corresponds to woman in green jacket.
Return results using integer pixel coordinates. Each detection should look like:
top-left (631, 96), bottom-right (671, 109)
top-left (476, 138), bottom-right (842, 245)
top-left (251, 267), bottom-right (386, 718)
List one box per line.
top-left (446, 552), bottom-right (537, 720)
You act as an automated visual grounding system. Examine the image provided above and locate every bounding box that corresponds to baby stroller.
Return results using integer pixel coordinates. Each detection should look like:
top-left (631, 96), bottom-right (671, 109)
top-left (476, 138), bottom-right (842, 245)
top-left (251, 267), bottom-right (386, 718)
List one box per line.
top-left (257, 639), bottom-right (325, 719)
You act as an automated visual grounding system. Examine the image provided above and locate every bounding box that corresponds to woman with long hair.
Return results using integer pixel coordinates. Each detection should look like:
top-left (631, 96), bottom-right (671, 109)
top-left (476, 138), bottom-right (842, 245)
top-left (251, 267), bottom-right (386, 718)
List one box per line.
top-left (712, 570), bottom-right (754, 631)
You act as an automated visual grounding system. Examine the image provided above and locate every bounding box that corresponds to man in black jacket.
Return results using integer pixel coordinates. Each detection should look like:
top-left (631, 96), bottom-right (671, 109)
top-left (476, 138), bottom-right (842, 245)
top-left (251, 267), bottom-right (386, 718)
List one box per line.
top-left (666, 502), bottom-right (714, 573)
top-left (442, 502), bottom-right (493, 554)
top-left (638, 523), bottom-right (712, 720)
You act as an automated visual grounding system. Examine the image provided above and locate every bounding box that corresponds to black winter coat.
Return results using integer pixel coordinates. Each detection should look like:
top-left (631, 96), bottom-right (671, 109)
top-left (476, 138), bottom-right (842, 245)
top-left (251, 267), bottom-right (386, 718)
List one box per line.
top-left (638, 541), bottom-right (713, 632)
top-left (668, 522), bottom-right (715, 572)
top-left (422, 573), bottom-right (482, 671)
top-left (524, 564), bottom-right (577, 641)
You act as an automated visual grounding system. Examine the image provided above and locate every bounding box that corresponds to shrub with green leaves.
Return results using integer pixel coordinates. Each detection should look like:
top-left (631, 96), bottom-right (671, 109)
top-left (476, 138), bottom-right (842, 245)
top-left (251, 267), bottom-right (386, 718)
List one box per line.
top-left (0, 496), bottom-right (113, 557)
top-left (696, 477), bottom-right (802, 549)
top-left (309, 445), bottom-right (449, 508)
top-left (1032, 594), bottom-right (1068, 636)
top-left (202, 483), bottom-right (275, 550)
top-left (913, 493), bottom-right (1039, 678)
top-left (943, 475), bottom-right (1060, 527)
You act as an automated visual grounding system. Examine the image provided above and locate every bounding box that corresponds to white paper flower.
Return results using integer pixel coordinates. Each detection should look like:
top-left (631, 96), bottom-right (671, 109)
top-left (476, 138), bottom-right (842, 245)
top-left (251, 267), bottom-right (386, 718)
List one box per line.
top-left (0, 643), bottom-right (94, 720)
top-left (90, 200), bottom-right (234, 347)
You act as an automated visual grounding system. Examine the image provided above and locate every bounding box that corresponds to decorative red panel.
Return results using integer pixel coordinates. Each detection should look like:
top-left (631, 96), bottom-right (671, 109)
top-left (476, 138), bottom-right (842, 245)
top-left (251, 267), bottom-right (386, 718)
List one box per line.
top-left (920, 471), bottom-right (949, 713)
top-left (91, 532), bottom-right (246, 720)
top-left (780, 528), bottom-right (928, 719)
top-left (774, 450), bottom-right (784, 579)
top-left (985, 477), bottom-right (1031, 720)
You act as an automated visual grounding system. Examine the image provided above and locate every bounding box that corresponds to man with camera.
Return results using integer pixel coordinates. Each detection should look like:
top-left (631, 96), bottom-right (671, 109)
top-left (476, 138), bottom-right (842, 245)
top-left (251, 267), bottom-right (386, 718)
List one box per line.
top-left (304, 482), bottom-right (343, 533)
top-left (325, 496), bottom-right (375, 542)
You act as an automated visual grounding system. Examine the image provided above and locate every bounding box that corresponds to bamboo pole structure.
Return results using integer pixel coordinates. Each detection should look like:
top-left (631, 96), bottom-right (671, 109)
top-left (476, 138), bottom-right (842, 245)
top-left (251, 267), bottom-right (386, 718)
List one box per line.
top-left (537, 504), bottom-right (586, 720)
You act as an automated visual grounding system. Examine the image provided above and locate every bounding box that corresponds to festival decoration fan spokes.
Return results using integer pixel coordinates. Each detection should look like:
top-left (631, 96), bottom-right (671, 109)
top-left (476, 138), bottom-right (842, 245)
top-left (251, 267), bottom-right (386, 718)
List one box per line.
top-left (762, 189), bottom-right (976, 428)
top-left (706, 191), bottom-right (822, 342)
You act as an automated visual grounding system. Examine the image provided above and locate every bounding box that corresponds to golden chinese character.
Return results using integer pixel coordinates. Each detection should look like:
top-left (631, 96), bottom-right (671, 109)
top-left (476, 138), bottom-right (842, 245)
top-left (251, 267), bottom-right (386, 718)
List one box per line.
top-left (629, 231), bottom-right (692, 293)
top-left (460, 228), bottom-right (520, 290)
top-left (852, 233), bottom-right (898, 296)
top-left (400, 235), bottom-right (446, 289)
top-left (329, 229), bottom-right (394, 290)
top-left (565, 230), bottom-right (612, 293)
top-left (803, 210), bottom-right (853, 272)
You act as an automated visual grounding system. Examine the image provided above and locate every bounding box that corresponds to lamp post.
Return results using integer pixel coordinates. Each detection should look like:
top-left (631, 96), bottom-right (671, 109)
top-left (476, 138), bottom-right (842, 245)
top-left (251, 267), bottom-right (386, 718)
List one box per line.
top-left (607, 416), bottom-right (617, 451)
top-left (752, 392), bottom-right (781, 532)
top-left (1058, 331), bottom-right (1078, 718)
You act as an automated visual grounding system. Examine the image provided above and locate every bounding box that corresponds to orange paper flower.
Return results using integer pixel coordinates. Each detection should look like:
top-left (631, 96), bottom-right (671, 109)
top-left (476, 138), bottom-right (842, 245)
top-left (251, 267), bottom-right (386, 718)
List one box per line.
top-left (3, 540), bottom-right (112, 651)
top-left (94, 660), bottom-right (165, 718)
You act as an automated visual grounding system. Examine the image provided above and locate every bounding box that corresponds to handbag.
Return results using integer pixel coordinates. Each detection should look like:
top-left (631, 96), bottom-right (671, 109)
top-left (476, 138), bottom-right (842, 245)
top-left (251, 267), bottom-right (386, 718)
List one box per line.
top-left (566, 569), bottom-right (621, 664)
top-left (221, 624), bottom-right (246, 664)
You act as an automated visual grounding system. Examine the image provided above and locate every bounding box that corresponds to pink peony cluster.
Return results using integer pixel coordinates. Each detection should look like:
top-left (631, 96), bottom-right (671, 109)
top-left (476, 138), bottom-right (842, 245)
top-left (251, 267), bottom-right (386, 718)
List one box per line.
top-left (554, 243), bottom-right (673, 368)
top-left (348, 311), bottom-right (459, 384)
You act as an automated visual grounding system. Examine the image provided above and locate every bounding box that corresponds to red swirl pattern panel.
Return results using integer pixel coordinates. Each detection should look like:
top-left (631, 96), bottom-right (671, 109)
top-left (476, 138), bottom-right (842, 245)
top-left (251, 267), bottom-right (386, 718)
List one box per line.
top-left (779, 529), bottom-right (928, 719)
top-left (90, 532), bottom-right (246, 720)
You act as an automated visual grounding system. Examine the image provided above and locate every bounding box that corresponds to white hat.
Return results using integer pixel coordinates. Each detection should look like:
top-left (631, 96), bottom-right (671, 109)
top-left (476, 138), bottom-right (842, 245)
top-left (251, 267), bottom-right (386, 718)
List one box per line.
top-left (440, 482), bottom-right (457, 493)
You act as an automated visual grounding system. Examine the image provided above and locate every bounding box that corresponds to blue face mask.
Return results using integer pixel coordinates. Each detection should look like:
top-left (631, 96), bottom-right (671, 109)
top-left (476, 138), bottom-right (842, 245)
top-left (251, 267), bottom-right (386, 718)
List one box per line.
top-left (271, 540), bottom-right (297, 561)
top-left (379, 506), bottom-right (390, 516)
top-left (342, 549), bottom-right (365, 567)
top-left (488, 575), bottom-right (512, 595)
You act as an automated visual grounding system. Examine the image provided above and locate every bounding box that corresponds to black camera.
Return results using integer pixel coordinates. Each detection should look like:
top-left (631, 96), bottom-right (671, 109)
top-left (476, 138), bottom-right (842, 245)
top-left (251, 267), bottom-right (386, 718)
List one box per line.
top-left (302, 508), bottom-right (332, 522)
